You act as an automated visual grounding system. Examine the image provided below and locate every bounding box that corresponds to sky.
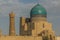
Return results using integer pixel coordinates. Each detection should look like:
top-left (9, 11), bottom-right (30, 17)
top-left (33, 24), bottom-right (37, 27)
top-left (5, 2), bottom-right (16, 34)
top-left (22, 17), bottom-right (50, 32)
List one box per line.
top-left (0, 0), bottom-right (60, 36)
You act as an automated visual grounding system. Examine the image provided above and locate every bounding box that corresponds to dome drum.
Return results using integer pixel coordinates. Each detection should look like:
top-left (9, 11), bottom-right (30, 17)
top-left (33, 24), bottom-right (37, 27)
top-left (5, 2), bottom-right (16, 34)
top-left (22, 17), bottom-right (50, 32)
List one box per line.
top-left (30, 14), bottom-right (47, 17)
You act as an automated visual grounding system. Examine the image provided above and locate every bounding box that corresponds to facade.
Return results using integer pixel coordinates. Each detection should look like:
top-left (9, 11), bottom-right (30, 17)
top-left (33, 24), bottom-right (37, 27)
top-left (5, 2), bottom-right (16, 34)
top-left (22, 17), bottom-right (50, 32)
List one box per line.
top-left (0, 4), bottom-right (57, 40)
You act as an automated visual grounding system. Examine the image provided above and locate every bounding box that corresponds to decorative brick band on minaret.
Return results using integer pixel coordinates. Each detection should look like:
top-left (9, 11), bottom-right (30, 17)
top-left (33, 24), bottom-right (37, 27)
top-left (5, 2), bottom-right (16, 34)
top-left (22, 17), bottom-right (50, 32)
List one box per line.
top-left (9, 11), bottom-right (16, 36)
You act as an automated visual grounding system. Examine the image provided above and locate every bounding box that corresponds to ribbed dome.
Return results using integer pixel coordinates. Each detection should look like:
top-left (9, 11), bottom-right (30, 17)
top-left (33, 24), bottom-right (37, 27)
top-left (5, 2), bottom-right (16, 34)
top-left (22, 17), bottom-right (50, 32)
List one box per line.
top-left (30, 4), bottom-right (47, 16)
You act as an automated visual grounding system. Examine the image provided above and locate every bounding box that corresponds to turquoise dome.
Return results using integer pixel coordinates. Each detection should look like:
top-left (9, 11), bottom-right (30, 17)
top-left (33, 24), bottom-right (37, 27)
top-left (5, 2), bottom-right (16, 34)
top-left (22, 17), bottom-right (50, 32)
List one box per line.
top-left (30, 4), bottom-right (47, 16)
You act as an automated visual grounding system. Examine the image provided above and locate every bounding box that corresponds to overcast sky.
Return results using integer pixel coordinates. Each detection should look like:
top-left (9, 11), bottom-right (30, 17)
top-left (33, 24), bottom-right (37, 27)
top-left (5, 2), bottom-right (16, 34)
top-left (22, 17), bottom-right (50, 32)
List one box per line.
top-left (0, 0), bottom-right (60, 36)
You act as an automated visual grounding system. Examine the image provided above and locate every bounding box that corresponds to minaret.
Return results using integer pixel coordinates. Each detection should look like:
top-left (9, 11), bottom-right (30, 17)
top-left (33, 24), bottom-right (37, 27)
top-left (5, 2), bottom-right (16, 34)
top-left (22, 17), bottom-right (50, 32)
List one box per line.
top-left (0, 29), bottom-right (2, 36)
top-left (9, 11), bottom-right (16, 36)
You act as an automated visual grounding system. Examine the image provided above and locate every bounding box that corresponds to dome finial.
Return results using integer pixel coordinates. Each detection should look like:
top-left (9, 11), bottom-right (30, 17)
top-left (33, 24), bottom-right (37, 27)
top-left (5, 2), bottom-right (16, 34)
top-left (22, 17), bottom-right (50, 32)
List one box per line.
top-left (37, 0), bottom-right (40, 4)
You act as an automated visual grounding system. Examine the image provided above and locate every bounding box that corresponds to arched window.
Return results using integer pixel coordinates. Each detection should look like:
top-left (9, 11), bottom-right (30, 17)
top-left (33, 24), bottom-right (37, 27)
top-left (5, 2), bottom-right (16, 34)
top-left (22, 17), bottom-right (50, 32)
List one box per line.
top-left (43, 24), bottom-right (45, 28)
top-left (50, 35), bottom-right (52, 40)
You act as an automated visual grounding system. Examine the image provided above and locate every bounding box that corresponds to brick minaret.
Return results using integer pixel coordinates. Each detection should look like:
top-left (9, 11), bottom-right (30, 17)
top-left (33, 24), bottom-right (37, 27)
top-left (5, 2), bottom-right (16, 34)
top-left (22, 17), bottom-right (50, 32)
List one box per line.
top-left (9, 12), bottom-right (16, 36)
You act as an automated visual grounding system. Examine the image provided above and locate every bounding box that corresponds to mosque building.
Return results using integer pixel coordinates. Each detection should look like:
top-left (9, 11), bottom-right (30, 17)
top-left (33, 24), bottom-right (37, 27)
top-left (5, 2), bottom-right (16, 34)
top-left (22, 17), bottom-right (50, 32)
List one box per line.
top-left (0, 4), bottom-right (57, 40)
